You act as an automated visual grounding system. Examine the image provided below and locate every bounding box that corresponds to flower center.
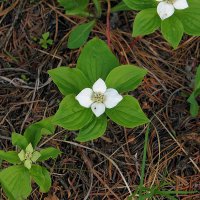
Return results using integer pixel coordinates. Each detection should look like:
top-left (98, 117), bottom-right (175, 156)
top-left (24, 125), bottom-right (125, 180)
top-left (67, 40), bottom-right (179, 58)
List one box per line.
top-left (25, 152), bottom-right (32, 160)
top-left (92, 92), bottom-right (105, 103)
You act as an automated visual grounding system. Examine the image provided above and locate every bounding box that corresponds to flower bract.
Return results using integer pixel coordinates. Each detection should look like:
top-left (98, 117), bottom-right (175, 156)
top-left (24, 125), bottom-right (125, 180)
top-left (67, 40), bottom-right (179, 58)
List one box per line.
top-left (75, 78), bottom-right (123, 117)
top-left (156, 0), bottom-right (189, 20)
top-left (18, 143), bottom-right (41, 169)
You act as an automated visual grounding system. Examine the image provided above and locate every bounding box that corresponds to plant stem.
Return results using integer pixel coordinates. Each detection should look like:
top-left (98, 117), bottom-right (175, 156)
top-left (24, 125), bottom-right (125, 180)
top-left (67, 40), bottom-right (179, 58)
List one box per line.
top-left (139, 124), bottom-right (150, 196)
top-left (106, 0), bottom-right (111, 47)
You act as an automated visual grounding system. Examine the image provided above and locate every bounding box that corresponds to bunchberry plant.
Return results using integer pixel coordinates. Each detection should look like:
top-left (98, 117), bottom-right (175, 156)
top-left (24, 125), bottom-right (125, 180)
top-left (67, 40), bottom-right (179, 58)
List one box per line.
top-left (39, 32), bottom-right (53, 49)
top-left (49, 38), bottom-right (149, 142)
top-left (112, 0), bottom-right (200, 48)
top-left (58, 0), bottom-right (101, 49)
top-left (0, 118), bottom-right (61, 200)
top-left (187, 65), bottom-right (200, 117)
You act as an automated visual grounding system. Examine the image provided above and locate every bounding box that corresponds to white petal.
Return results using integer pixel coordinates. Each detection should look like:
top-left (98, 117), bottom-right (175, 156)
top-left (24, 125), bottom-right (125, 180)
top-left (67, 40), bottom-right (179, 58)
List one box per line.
top-left (156, 0), bottom-right (163, 1)
top-left (26, 143), bottom-right (34, 153)
top-left (75, 88), bottom-right (93, 108)
top-left (157, 2), bottom-right (175, 20)
top-left (92, 78), bottom-right (107, 93)
top-left (91, 102), bottom-right (105, 117)
top-left (173, 0), bottom-right (188, 10)
top-left (104, 88), bottom-right (123, 109)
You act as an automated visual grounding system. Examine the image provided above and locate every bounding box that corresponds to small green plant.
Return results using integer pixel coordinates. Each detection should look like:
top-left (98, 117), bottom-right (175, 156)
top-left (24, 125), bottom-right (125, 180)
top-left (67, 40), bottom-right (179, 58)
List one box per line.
top-left (48, 38), bottom-right (149, 142)
top-left (112, 0), bottom-right (200, 48)
top-left (0, 118), bottom-right (61, 200)
top-left (39, 32), bottom-right (53, 49)
top-left (187, 65), bottom-right (200, 117)
top-left (58, 0), bottom-right (101, 49)
top-left (21, 74), bottom-right (29, 82)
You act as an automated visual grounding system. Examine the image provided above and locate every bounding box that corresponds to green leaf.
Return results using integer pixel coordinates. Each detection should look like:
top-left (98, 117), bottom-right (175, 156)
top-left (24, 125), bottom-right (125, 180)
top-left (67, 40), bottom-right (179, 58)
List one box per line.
top-left (106, 95), bottom-right (149, 128)
top-left (187, 65), bottom-right (200, 117)
top-left (68, 20), bottom-right (95, 49)
top-left (24, 117), bottom-right (55, 148)
top-left (76, 115), bottom-right (107, 142)
top-left (0, 165), bottom-right (31, 200)
top-left (42, 32), bottom-right (49, 40)
top-left (123, 0), bottom-right (156, 10)
top-left (48, 67), bottom-right (90, 96)
top-left (40, 42), bottom-right (48, 49)
top-left (106, 65), bottom-right (147, 93)
top-left (77, 38), bottom-right (119, 84)
top-left (161, 16), bottom-right (184, 48)
top-left (11, 132), bottom-right (28, 149)
top-left (133, 8), bottom-right (161, 37)
top-left (156, 189), bottom-right (197, 197)
top-left (0, 151), bottom-right (20, 164)
top-left (38, 147), bottom-right (61, 161)
top-left (30, 165), bottom-right (51, 193)
top-left (58, 0), bottom-right (89, 11)
top-left (65, 9), bottom-right (90, 17)
top-left (194, 67), bottom-right (200, 94)
top-left (111, 1), bottom-right (131, 12)
top-left (92, 0), bottom-right (102, 17)
top-left (187, 0), bottom-right (200, 8)
top-left (176, 8), bottom-right (200, 36)
top-left (52, 94), bottom-right (93, 130)
top-left (47, 39), bottom-right (53, 45)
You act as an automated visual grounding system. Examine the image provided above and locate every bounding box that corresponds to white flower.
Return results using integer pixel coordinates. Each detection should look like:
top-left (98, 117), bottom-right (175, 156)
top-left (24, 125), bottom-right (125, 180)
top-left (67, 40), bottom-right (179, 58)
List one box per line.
top-left (156, 0), bottom-right (189, 20)
top-left (18, 143), bottom-right (41, 169)
top-left (75, 78), bottom-right (123, 117)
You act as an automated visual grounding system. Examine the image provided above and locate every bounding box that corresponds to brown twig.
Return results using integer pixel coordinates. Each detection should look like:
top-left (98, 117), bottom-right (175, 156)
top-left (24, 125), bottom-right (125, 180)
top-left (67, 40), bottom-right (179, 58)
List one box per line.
top-left (0, 0), bottom-right (23, 49)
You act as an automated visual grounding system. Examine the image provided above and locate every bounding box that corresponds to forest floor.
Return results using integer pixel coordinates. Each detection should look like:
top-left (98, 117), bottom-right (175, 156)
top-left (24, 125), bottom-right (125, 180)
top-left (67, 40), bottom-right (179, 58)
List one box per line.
top-left (0, 0), bottom-right (199, 199)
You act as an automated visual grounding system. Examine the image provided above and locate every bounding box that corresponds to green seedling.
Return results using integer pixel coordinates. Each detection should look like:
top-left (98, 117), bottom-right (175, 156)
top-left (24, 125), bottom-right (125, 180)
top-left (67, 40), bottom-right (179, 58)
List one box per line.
top-left (39, 32), bottom-right (53, 49)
